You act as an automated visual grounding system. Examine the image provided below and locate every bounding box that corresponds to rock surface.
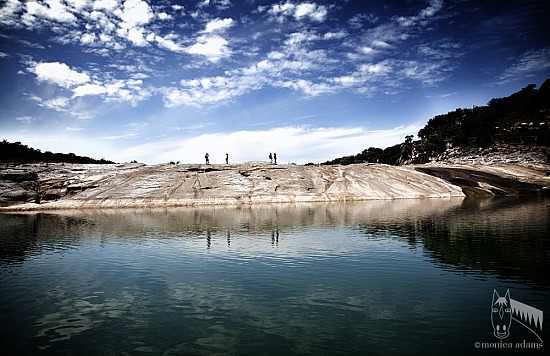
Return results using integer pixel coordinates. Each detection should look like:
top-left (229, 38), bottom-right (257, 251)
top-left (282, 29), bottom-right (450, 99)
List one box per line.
top-left (434, 144), bottom-right (550, 165)
top-left (1, 162), bottom-right (549, 211)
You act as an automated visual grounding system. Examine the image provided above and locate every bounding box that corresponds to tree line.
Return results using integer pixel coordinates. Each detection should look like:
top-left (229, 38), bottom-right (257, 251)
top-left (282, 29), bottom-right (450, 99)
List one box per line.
top-left (0, 140), bottom-right (114, 164)
top-left (323, 77), bottom-right (550, 165)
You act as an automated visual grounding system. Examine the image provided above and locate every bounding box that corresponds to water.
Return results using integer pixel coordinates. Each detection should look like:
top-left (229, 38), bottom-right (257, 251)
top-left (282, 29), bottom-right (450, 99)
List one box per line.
top-left (1, 197), bottom-right (549, 355)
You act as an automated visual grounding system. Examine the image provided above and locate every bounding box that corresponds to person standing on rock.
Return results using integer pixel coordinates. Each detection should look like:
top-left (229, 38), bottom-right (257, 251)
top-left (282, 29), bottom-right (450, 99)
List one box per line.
top-left (269, 153), bottom-right (273, 164)
top-left (205, 153), bottom-right (209, 165)
top-left (225, 153), bottom-right (229, 164)
top-left (274, 153), bottom-right (277, 165)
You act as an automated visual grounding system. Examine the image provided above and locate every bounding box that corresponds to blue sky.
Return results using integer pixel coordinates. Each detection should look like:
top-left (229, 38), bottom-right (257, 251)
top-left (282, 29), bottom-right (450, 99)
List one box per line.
top-left (1, 0), bottom-right (549, 164)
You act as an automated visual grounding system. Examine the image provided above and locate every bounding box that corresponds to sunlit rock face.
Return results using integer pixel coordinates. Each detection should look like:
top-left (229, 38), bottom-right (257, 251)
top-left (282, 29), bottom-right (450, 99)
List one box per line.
top-left (1, 162), bottom-right (549, 210)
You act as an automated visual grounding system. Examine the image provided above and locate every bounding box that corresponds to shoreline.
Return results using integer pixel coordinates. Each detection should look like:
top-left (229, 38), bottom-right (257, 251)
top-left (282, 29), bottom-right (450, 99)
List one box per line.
top-left (1, 162), bottom-right (549, 211)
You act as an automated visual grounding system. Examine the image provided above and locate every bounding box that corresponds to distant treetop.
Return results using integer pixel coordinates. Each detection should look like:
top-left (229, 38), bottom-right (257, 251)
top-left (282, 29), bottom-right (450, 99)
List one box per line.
top-left (0, 140), bottom-right (115, 164)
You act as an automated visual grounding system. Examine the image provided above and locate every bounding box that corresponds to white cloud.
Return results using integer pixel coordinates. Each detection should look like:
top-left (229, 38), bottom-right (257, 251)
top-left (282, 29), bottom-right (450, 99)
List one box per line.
top-left (497, 47), bottom-right (550, 84)
top-left (23, 0), bottom-right (77, 26)
top-left (396, 0), bottom-right (443, 28)
top-left (279, 79), bottom-right (333, 96)
top-left (15, 115), bottom-right (37, 123)
top-left (360, 62), bottom-right (391, 74)
top-left (118, 125), bottom-right (421, 164)
top-left (356, 0), bottom-right (444, 53)
top-left (0, 0), bottom-right (22, 27)
top-left (419, 0), bottom-right (443, 19)
top-left (204, 18), bottom-right (234, 33)
top-left (201, 0), bottom-right (232, 11)
top-left (157, 12), bottom-right (171, 21)
top-left (323, 31), bottom-right (346, 40)
top-left (102, 132), bottom-right (140, 140)
top-left (372, 40), bottom-right (392, 49)
top-left (162, 71), bottom-right (256, 108)
top-left (27, 63), bottom-right (151, 105)
top-left (112, 0), bottom-right (154, 47)
top-left (118, 0), bottom-right (153, 29)
top-left (65, 0), bottom-right (89, 11)
top-left (72, 83), bottom-right (108, 97)
top-left (126, 26), bottom-right (148, 46)
top-left (183, 17), bottom-right (235, 61)
top-left (93, 0), bottom-right (119, 11)
top-left (267, 51), bottom-right (285, 60)
top-left (416, 42), bottom-right (457, 60)
top-left (265, 1), bottom-right (327, 23)
top-left (198, 0), bottom-right (210, 8)
top-left (28, 94), bottom-right (76, 115)
top-left (400, 60), bottom-right (450, 86)
top-left (69, 78), bottom-right (150, 106)
top-left (285, 31), bottom-right (319, 47)
top-left (31, 62), bottom-right (90, 88)
top-left (359, 46), bottom-right (379, 56)
top-left (154, 34), bottom-right (186, 53)
top-left (80, 32), bottom-right (97, 45)
top-left (329, 60), bottom-right (392, 92)
top-left (43, 97), bottom-right (70, 110)
top-left (294, 3), bottom-right (327, 22)
top-left (186, 34), bottom-right (231, 62)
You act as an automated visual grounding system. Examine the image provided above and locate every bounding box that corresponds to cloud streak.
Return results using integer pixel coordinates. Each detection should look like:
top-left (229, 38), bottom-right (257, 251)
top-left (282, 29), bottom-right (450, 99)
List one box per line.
top-left (497, 47), bottom-right (550, 84)
top-left (118, 125), bottom-right (422, 164)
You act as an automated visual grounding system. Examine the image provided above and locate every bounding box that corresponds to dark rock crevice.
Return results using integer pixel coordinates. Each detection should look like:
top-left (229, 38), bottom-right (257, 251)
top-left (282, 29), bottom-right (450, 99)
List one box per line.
top-left (416, 167), bottom-right (549, 197)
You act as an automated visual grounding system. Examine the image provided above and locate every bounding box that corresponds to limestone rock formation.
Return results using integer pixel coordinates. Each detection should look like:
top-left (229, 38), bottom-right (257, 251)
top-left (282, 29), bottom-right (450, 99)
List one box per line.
top-left (1, 162), bottom-right (549, 211)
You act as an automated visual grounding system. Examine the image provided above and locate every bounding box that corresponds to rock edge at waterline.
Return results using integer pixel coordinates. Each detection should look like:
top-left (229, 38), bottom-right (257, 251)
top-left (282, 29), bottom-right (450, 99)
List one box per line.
top-left (1, 162), bottom-right (549, 211)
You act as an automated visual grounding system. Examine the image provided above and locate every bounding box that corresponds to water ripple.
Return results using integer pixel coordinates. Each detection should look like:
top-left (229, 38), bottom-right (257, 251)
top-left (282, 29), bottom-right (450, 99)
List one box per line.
top-left (1, 199), bottom-right (549, 354)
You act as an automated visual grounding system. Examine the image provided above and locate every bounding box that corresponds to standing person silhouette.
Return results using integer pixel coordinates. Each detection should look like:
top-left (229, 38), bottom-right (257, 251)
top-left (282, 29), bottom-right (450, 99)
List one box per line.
top-left (269, 153), bottom-right (273, 164)
top-left (205, 153), bottom-right (209, 164)
top-left (273, 153), bottom-right (277, 164)
top-left (225, 153), bottom-right (229, 164)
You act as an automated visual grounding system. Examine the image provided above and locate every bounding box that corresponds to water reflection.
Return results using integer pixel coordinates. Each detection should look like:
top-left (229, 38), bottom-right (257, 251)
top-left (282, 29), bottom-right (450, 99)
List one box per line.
top-left (2, 198), bottom-right (548, 286)
top-left (1, 197), bottom-right (549, 354)
top-left (353, 197), bottom-right (550, 286)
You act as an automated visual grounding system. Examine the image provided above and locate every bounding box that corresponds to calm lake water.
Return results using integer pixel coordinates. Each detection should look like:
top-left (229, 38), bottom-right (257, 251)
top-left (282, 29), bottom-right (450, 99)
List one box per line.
top-left (1, 197), bottom-right (549, 355)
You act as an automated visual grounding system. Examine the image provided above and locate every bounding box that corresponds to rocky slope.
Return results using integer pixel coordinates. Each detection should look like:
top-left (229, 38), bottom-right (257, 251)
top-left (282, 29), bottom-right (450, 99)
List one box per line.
top-left (433, 144), bottom-right (550, 165)
top-left (1, 161), bottom-right (549, 211)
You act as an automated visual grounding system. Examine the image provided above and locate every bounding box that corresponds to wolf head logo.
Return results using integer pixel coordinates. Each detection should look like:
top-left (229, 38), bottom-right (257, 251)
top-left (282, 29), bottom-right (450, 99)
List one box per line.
top-left (491, 289), bottom-right (512, 339)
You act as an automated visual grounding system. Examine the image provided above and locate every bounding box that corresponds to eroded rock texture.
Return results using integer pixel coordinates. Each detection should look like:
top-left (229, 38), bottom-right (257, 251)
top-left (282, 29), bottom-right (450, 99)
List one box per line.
top-left (1, 162), bottom-right (548, 210)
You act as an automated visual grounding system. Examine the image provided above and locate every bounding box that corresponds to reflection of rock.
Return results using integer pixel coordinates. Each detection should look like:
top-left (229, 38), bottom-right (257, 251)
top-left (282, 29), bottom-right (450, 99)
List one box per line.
top-left (0, 162), bottom-right (548, 210)
top-left (2, 198), bottom-right (548, 286)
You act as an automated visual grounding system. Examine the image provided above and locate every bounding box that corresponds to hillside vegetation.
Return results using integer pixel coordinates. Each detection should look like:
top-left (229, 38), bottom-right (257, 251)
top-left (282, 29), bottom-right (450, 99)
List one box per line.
top-left (1, 140), bottom-right (114, 164)
top-left (323, 78), bottom-right (550, 165)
